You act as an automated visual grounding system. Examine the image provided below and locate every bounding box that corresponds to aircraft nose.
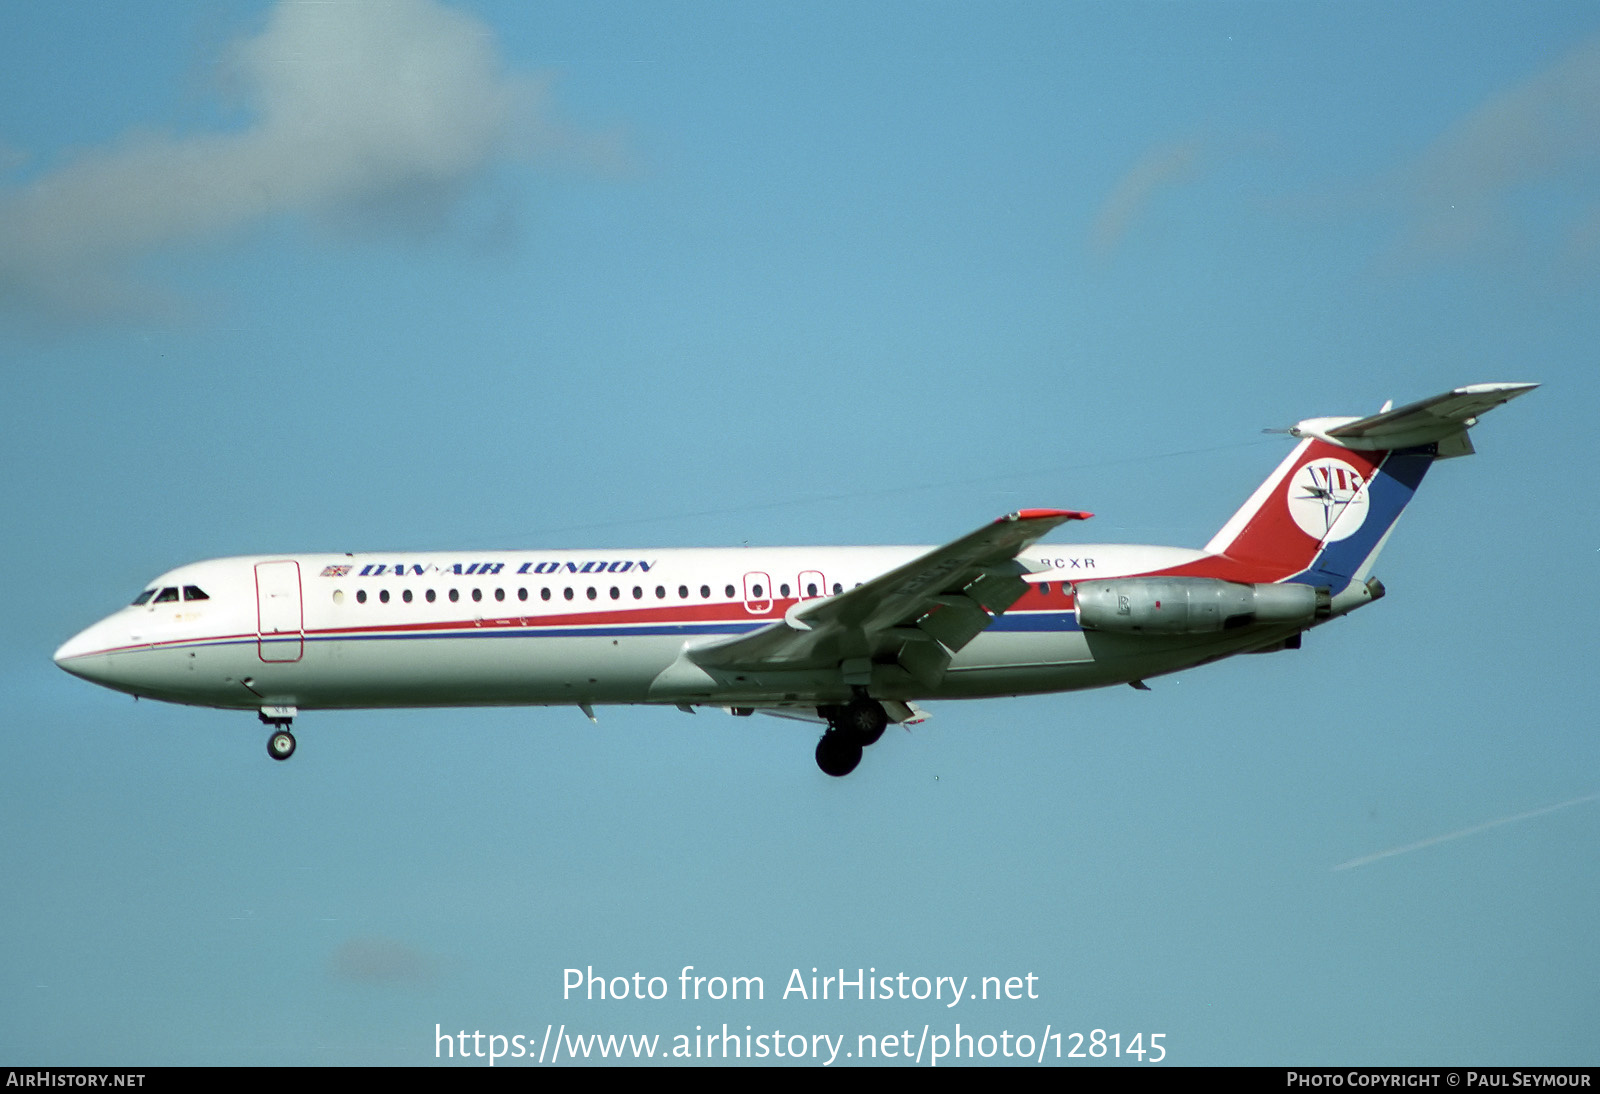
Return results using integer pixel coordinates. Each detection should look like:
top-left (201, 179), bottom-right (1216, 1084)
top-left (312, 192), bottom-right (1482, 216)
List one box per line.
top-left (55, 628), bottom-right (93, 667)
top-left (53, 621), bottom-right (119, 683)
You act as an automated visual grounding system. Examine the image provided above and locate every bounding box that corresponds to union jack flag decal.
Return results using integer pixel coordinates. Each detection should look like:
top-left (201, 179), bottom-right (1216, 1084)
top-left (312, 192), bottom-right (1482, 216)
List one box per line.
top-left (320, 565), bottom-right (352, 578)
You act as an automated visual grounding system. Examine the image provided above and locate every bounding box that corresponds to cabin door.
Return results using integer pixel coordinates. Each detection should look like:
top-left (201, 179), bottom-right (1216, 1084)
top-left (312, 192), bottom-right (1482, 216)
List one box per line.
top-left (255, 560), bottom-right (304, 663)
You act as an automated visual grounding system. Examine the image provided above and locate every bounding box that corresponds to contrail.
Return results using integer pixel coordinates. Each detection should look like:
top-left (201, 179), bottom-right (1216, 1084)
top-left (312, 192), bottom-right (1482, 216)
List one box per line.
top-left (1332, 792), bottom-right (1600, 871)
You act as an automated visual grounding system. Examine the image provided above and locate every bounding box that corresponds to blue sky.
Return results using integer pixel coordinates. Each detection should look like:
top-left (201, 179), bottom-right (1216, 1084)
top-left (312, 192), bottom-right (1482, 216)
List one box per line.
top-left (2, 0), bottom-right (1596, 1066)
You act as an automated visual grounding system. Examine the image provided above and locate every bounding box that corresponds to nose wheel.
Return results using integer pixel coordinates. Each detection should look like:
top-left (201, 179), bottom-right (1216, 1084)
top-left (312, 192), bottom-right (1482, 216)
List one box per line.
top-left (267, 729), bottom-right (297, 761)
top-left (259, 706), bottom-right (298, 762)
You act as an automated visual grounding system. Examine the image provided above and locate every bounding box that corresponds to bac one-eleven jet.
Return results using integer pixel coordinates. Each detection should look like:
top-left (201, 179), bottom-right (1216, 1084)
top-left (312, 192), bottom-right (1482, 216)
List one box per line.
top-left (56, 383), bottom-right (1535, 776)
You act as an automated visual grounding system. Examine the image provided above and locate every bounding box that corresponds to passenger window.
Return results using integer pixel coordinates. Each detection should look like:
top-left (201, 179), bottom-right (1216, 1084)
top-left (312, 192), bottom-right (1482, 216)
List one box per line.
top-left (541, 588), bottom-right (552, 601)
top-left (153, 587), bottom-right (180, 603)
top-left (656, 586), bottom-right (666, 599)
top-left (426, 589), bottom-right (436, 603)
top-left (472, 588), bottom-right (482, 602)
top-left (449, 589), bottom-right (460, 603)
top-left (700, 585), bottom-right (710, 599)
top-left (357, 590), bottom-right (367, 604)
top-left (807, 583), bottom-right (818, 597)
top-left (564, 588), bottom-right (574, 600)
top-left (379, 589), bottom-right (390, 604)
top-left (610, 587), bottom-right (620, 600)
top-left (679, 585), bottom-right (688, 599)
top-left (752, 584), bottom-right (764, 597)
top-left (833, 583), bottom-right (843, 594)
top-left (518, 588), bottom-right (528, 602)
top-left (780, 583), bottom-right (790, 597)
top-left (633, 586), bottom-right (643, 599)
top-left (403, 589), bottom-right (413, 603)
top-left (725, 584), bottom-right (735, 598)
top-left (131, 589), bottom-right (156, 606)
top-left (587, 587), bottom-right (598, 600)
top-left (495, 588), bottom-right (505, 602)
top-left (182, 586), bottom-right (209, 601)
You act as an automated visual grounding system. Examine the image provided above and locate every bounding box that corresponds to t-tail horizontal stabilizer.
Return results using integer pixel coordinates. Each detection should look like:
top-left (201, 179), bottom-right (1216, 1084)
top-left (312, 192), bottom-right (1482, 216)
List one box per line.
top-left (1289, 382), bottom-right (1539, 458)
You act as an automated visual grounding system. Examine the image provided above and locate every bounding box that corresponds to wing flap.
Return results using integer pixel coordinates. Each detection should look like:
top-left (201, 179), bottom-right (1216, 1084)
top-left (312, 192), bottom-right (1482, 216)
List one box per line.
top-left (964, 570), bottom-right (1030, 613)
top-left (916, 595), bottom-right (994, 651)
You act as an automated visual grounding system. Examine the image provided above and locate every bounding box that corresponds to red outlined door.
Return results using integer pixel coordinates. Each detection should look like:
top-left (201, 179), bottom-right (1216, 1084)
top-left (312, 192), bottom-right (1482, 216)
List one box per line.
top-left (742, 571), bottom-right (772, 615)
top-left (255, 560), bottom-right (304, 663)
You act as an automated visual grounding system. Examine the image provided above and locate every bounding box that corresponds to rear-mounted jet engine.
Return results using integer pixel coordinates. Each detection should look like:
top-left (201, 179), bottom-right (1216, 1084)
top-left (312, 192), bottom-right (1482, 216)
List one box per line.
top-left (1073, 578), bottom-right (1331, 635)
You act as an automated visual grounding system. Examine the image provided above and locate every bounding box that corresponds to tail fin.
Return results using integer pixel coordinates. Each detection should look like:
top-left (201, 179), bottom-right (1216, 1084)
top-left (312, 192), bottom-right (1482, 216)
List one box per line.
top-left (1204, 383), bottom-right (1537, 589)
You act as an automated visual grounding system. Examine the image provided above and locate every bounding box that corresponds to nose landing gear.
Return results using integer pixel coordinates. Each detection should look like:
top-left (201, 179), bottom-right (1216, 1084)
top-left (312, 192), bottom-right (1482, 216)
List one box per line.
top-left (259, 706), bottom-right (298, 762)
top-left (267, 729), bottom-right (297, 761)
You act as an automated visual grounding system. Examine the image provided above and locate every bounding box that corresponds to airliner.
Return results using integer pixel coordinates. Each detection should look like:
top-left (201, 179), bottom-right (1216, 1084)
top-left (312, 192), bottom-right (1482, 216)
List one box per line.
top-left (55, 382), bottom-right (1535, 776)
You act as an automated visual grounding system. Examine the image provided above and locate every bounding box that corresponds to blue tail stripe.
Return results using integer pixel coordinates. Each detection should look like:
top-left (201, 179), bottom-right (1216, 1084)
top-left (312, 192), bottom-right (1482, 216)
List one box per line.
top-left (1295, 445), bottom-right (1435, 584)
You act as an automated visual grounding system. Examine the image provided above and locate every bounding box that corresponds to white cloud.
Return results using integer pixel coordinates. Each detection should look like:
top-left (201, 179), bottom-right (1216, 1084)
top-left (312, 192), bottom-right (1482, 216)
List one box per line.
top-left (1088, 137), bottom-right (1209, 261)
top-left (0, 0), bottom-right (592, 323)
top-left (328, 936), bottom-right (439, 988)
top-left (1386, 33), bottom-right (1600, 270)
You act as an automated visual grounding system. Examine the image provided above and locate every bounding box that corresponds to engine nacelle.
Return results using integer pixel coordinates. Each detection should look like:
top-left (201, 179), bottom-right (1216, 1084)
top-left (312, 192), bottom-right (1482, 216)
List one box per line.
top-left (1074, 577), bottom-right (1329, 635)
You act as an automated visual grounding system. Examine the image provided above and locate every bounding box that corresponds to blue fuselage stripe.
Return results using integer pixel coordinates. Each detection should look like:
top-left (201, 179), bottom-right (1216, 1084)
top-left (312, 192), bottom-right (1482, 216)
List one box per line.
top-left (156, 613), bottom-right (1092, 656)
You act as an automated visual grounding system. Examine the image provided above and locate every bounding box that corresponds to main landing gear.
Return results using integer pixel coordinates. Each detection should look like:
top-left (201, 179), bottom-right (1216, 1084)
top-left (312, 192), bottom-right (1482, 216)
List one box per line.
top-left (260, 708), bottom-right (297, 762)
top-left (814, 697), bottom-right (890, 777)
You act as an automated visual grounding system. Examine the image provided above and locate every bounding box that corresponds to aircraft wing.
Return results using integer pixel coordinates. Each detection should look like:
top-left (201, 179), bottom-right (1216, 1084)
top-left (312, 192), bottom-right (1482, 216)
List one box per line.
top-left (686, 508), bottom-right (1090, 684)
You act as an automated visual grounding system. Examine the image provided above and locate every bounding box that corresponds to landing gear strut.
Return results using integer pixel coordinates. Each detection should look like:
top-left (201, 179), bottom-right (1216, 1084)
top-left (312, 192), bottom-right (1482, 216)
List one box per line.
top-left (260, 708), bottom-right (297, 762)
top-left (814, 697), bottom-right (890, 777)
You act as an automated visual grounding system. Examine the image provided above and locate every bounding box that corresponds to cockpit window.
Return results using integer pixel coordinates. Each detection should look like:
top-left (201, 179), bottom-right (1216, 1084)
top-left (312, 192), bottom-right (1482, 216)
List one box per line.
top-left (182, 586), bottom-right (209, 601)
top-left (153, 587), bottom-right (180, 603)
top-left (131, 589), bottom-right (156, 606)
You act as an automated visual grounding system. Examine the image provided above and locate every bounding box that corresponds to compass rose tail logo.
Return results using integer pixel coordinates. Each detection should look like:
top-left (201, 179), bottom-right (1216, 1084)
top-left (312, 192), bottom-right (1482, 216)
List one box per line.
top-left (1206, 440), bottom-right (1390, 581)
top-left (1288, 457), bottom-right (1371, 542)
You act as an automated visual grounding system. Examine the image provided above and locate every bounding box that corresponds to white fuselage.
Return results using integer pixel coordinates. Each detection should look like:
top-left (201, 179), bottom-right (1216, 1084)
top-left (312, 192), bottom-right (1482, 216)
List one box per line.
top-left (54, 542), bottom-right (1294, 715)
